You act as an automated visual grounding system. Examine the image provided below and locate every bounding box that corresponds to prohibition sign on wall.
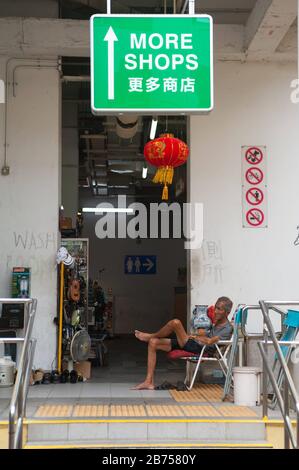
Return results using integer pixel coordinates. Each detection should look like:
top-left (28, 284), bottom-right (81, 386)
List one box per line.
top-left (245, 187), bottom-right (264, 206)
top-left (245, 147), bottom-right (263, 165)
top-left (245, 167), bottom-right (264, 185)
top-left (246, 208), bottom-right (265, 227)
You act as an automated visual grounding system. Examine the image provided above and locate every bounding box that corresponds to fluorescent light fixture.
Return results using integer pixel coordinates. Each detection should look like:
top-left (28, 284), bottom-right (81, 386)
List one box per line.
top-left (82, 207), bottom-right (134, 214)
top-left (142, 167), bottom-right (148, 179)
top-left (108, 185), bottom-right (130, 189)
top-left (110, 169), bottom-right (134, 174)
top-left (150, 117), bottom-right (158, 140)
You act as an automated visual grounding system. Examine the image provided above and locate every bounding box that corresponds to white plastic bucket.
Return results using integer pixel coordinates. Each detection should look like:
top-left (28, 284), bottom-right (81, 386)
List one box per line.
top-left (0, 356), bottom-right (16, 387)
top-left (233, 366), bottom-right (262, 406)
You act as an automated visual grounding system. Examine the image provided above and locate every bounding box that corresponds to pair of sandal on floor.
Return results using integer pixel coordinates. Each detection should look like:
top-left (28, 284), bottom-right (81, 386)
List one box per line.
top-left (155, 380), bottom-right (187, 391)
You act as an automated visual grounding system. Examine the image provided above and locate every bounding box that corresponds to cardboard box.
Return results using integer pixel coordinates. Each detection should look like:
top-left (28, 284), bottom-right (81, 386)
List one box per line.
top-left (74, 361), bottom-right (91, 379)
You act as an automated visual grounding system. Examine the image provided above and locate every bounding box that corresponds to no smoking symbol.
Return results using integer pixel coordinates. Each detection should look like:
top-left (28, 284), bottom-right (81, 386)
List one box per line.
top-left (246, 208), bottom-right (264, 226)
top-left (245, 147), bottom-right (263, 165)
top-left (246, 188), bottom-right (264, 206)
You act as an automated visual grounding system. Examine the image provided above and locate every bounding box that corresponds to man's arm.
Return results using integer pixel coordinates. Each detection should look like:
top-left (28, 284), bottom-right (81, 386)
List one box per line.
top-left (195, 328), bottom-right (207, 336)
top-left (189, 332), bottom-right (220, 345)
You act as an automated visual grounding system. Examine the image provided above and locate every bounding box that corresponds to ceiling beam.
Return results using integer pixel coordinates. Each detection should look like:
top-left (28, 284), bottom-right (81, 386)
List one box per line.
top-left (62, 0), bottom-right (107, 10)
top-left (244, 0), bottom-right (297, 59)
top-left (0, 17), bottom-right (296, 62)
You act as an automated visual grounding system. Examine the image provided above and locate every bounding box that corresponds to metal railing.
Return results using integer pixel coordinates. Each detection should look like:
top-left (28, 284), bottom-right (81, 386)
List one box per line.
top-left (0, 298), bottom-right (37, 449)
top-left (258, 300), bottom-right (299, 449)
top-left (240, 304), bottom-right (285, 365)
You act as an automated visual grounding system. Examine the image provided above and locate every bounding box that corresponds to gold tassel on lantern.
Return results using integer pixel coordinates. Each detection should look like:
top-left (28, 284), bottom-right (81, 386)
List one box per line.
top-left (152, 166), bottom-right (174, 199)
top-left (162, 184), bottom-right (168, 200)
top-left (152, 167), bottom-right (165, 184)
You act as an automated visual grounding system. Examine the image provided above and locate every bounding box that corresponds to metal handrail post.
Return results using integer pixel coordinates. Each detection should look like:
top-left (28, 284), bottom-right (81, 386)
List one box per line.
top-left (259, 301), bottom-right (299, 409)
top-left (284, 378), bottom-right (290, 449)
top-left (258, 300), bottom-right (299, 449)
top-left (258, 342), bottom-right (296, 448)
top-left (22, 339), bottom-right (36, 418)
top-left (262, 310), bottom-right (268, 419)
top-left (8, 298), bottom-right (37, 449)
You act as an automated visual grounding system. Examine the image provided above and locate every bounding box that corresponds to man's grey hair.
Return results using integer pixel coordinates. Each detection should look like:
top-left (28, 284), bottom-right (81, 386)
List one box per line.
top-left (216, 297), bottom-right (233, 314)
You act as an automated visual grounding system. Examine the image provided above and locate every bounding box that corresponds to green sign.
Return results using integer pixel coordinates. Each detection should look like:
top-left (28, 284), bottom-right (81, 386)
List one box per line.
top-left (90, 15), bottom-right (213, 114)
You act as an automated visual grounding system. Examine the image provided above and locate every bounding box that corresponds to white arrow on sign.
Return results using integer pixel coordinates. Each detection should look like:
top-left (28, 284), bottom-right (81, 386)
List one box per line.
top-left (143, 258), bottom-right (154, 272)
top-left (104, 26), bottom-right (118, 100)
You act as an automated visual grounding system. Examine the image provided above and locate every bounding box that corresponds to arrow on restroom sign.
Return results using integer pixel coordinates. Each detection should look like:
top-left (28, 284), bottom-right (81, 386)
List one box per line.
top-left (124, 255), bottom-right (156, 274)
top-left (143, 258), bottom-right (154, 272)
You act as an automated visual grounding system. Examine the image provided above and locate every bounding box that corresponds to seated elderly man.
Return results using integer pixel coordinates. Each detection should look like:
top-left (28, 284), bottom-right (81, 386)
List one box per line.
top-left (132, 296), bottom-right (233, 390)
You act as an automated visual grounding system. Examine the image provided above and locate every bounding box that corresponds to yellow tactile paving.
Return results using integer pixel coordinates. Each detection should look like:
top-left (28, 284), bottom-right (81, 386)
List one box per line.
top-left (72, 405), bottom-right (109, 417)
top-left (181, 405), bottom-right (222, 417)
top-left (34, 401), bottom-right (257, 419)
top-left (35, 405), bottom-right (73, 418)
top-left (146, 405), bottom-right (185, 417)
top-left (170, 384), bottom-right (224, 402)
top-left (110, 405), bottom-right (147, 417)
top-left (217, 406), bottom-right (258, 418)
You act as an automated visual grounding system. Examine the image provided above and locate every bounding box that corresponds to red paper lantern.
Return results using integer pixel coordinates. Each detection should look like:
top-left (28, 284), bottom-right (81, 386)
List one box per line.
top-left (144, 133), bottom-right (189, 200)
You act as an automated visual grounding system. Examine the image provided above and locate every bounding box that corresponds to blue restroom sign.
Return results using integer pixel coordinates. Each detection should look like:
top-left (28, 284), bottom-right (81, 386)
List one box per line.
top-left (125, 256), bottom-right (156, 275)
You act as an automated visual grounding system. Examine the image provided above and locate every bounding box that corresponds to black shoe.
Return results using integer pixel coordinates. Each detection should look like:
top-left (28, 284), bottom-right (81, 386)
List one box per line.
top-left (70, 370), bottom-right (78, 384)
top-left (176, 381), bottom-right (187, 391)
top-left (155, 381), bottom-right (176, 390)
top-left (60, 370), bottom-right (69, 383)
top-left (42, 372), bottom-right (51, 385)
top-left (51, 370), bottom-right (60, 384)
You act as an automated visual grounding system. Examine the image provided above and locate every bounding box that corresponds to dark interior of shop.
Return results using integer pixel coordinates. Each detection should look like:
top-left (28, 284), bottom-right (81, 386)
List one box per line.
top-left (60, 55), bottom-right (188, 384)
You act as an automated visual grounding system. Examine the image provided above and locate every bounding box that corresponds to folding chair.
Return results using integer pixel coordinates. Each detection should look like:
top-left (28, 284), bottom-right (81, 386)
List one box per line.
top-left (269, 309), bottom-right (299, 409)
top-left (167, 324), bottom-right (237, 391)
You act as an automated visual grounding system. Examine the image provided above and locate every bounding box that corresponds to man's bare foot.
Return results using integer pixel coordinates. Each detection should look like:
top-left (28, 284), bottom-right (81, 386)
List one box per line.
top-left (131, 381), bottom-right (155, 390)
top-left (135, 330), bottom-right (152, 343)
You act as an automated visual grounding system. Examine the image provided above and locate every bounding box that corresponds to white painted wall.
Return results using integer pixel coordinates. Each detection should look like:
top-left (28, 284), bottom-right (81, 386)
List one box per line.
top-left (190, 61), bottom-right (298, 332)
top-left (62, 102), bottom-right (79, 226)
top-left (0, 60), bottom-right (60, 368)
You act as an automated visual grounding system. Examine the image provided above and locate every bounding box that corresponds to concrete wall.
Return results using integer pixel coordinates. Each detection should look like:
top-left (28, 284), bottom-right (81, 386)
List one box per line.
top-left (80, 197), bottom-right (187, 334)
top-left (0, 0), bottom-right (59, 18)
top-left (190, 61), bottom-right (298, 332)
top-left (0, 59), bottom-right (60, 368)
top-left (62, 102), bottom-right (79, 226)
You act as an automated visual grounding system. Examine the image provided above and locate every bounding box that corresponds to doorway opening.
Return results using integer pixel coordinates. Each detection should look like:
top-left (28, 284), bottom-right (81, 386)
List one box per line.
top-left (60, 57), bottom-right (189, 386)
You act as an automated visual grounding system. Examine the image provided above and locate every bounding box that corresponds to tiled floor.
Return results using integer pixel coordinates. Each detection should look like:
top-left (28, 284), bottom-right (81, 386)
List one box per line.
top-left (0, 336), bottom-right (291, 421)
